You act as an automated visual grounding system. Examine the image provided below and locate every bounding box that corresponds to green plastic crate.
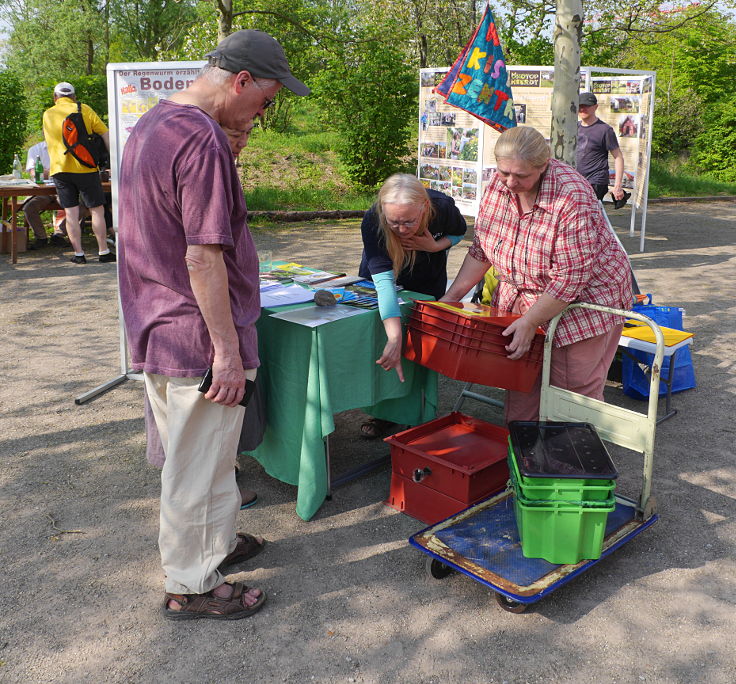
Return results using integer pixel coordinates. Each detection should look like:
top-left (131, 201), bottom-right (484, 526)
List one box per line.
top-left (507, 440), bottom-right (615, 503)
top-left (513, 487), bottom-right (616, 564)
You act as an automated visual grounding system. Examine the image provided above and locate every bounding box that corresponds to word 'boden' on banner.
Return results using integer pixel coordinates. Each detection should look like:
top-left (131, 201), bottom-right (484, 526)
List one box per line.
top-left (435, 5), bottom-right (516, 132)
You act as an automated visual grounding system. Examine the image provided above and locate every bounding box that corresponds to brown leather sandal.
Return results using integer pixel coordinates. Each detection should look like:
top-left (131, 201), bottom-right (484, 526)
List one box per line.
top-left (162, 581), bottom-right (266, 621)
top-left (218, 532), bottom-right (267, 571)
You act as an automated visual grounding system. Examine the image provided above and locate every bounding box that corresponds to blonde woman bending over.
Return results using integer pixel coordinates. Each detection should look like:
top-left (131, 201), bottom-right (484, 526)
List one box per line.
top-left (358, 173), bottom-right (466, 437)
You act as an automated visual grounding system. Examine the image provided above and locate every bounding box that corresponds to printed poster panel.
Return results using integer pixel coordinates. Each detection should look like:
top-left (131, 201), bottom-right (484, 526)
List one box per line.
top-left (107, 62), bottom-right (205, 169)
top-left (634, 76), bottom-right (655, 207)
top-left (480, 67), bottom-right (555, 199)
top-left (590, 75), bottom-right (648, 196)
top-left (418, 68), bottom-right (483, 215)
top-left (419, 66), bottom-right (654, 224)
top-left (106, 61), bottom-right (206, 226)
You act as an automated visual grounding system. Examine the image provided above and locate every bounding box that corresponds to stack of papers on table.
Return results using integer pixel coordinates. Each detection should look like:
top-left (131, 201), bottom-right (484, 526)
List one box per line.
top-left (259, 282), bottom-right (315, 308)
top-left (292, 270), bottom-right (346, 285)
top-left (319, 275), bottom-right (363, 287)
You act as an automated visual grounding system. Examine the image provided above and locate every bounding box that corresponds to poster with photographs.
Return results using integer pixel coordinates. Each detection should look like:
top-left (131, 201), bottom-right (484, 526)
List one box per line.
top-left (478, 67), bottom-right (555, 196)
top-left (633, 75), bottom-right (655, 207)
top-left (418, 66), bottom-right (654, 223)
top-left (588, 70), bottom-right (656, 249)
top-left (418, 68), bottom-right (484, 215)
top-left (588, 74), bottom-right (654, 199)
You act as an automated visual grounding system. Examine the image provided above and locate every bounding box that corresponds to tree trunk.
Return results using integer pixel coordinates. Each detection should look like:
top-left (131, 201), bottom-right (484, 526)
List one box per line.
top-left (86, 37), bottom-right (94, 75)
top-left (216, 0), bottom-right (233, 42)
top-left (550, 0), bottom-right (583, 164)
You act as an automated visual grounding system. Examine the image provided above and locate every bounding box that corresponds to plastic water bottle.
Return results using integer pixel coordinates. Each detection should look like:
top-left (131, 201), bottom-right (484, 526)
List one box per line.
top-left (34, 155), bottom-right (44, 183)
top-left (12, 153), bottom-right (22, 179)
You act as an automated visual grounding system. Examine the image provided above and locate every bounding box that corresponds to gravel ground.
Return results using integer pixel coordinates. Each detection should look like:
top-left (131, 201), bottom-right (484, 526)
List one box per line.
top-left (1, 201), bottom-right (735, 683)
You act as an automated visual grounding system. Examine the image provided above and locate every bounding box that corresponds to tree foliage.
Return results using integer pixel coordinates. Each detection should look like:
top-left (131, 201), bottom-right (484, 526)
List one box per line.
top-left (312, 31), bottom-right (418, 187)
top-left (2, 0), bottom-right (735, 178)
top-left (688, 100), bottom-right (736, 182)
top-left (1, 0), bottom-right (109, 82)
top-left (175, 0), bottom-right (322, 132)
top-left (0, 69), bottom-right (28, 174)
top-left (620, 7), bottom-right (736, 158)
top-left (110, 0), bottom-right (198, 61)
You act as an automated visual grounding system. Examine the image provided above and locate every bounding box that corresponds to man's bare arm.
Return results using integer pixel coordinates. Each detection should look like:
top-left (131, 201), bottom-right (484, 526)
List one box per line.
top-left (185, 244), bottom-right (245, 407)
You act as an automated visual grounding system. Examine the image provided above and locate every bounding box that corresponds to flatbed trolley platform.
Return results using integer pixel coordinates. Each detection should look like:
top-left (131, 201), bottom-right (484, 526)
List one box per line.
top-left (409, 303), bottom-right (665, 613)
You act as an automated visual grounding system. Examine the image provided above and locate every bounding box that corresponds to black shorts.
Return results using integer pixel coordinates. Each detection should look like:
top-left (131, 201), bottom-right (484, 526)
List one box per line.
top-left (591, 183), bottom-right (609, 201)
top-left (52, 172), bottom-right (105, 210)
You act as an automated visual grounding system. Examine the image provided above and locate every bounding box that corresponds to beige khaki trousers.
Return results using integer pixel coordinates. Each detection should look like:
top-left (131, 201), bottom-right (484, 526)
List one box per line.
top-left (144, 372), bottom-right (246, 595)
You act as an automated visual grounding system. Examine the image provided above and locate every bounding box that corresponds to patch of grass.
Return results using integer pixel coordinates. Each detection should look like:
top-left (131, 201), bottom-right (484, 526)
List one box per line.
top-left (239, 126), bottom-right (374, 210)
top-left (649, 159), bottom-right (736, 197)
top-left (238, 101), bottom-right (378, 211)
top-left (244, 184), bottom-right (373, 212)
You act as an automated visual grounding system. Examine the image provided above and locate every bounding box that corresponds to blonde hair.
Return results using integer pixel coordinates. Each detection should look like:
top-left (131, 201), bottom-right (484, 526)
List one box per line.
top-left (375, 174), bottom-right (435, 275)
top-left (494, 126), bottom-right (550, 168)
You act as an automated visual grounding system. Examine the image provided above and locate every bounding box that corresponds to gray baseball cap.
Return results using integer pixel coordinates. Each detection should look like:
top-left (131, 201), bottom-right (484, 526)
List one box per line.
top-left (579, 92), bottom-right (598, 106)
top-left (205, 30), bottom-right (310, 96)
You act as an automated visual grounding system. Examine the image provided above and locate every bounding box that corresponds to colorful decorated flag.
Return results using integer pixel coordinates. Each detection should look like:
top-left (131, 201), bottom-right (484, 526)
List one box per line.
top-left (435, 4), bottom-right (516, 132)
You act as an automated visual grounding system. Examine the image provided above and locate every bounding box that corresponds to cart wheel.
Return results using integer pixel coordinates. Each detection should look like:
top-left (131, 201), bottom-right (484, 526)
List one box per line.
top-left (495, 592), bottom-right (528, 613)
top-left (425, 557), bottom-right (453, 579)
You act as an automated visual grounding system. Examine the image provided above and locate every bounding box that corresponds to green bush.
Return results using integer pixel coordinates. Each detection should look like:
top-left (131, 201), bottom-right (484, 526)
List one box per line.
top-left (0, 69), bottom-right (28, 174)
top-left (650, 90), bottom-right (704, 157)
top-left (312, 36), bottom-right (418, 188)
top-left (688, 100), bottom-right (736, 182)
top-left (25, 75), bottom-right (108, 134)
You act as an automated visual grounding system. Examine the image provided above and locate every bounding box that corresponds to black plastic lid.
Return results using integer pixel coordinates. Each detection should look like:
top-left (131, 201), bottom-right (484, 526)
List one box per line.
top-left (508, 421), bottom-right (618, 479)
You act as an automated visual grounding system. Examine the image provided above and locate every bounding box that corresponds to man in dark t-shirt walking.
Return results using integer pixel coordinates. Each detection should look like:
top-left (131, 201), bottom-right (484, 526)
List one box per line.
top-left (576, 92), bottom-right (627, 204)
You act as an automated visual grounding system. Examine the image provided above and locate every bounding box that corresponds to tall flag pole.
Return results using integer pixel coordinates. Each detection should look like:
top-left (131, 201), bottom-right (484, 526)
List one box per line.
top-left (435, 4), bottom-right (516, 132)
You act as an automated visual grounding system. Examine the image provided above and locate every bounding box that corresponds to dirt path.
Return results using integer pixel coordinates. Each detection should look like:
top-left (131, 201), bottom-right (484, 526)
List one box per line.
top-left (1, 201), bottom-right (735, 683)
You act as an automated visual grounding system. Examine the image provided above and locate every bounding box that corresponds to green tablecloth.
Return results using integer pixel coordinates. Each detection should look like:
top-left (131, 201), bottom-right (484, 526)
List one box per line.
top-left (244, 292), bottom-right (438, 520)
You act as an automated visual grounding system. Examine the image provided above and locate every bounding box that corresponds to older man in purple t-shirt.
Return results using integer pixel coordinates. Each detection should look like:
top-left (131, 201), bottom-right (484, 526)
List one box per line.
top-left (118, 30), bottom-right (309, 621)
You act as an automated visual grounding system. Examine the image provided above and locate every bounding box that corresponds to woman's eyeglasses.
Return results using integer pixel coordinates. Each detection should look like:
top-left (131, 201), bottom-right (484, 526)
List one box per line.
top-left (386, 218), bottom-right (420, 230)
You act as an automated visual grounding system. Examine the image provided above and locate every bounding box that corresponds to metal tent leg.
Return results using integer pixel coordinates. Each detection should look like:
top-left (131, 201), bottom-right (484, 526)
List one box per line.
top-left (74, 375), bottom-right (129, 405)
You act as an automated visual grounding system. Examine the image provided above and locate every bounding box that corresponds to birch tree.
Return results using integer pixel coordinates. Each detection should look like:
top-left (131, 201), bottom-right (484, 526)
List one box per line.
top-left (550, 0), bottom-right (583, 164)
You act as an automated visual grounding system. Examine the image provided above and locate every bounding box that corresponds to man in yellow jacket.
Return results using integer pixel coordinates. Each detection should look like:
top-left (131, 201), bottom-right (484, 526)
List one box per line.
top-left (42, 82), bottom-right (113, 264)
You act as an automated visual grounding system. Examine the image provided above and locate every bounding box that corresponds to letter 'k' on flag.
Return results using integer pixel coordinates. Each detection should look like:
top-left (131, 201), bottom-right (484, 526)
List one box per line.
top-left (435, 4), bottom-right (516, 132)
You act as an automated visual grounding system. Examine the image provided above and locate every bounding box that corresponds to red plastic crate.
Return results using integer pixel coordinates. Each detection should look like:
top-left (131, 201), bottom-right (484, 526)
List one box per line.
top-left (410, 302), bottom-right (517, 333)
top-left (404, 324), bottom-right (542, 391)
top-left (385, 472), bottom-right (476, 525)
top-left (404, 301), bottom-right (544, 391)
top-left (407, 317), bottom-right (542, 360)
top-left (411, 301), bottom-right (541, 337)
top-left (384, 412), bottom-right (509, 506)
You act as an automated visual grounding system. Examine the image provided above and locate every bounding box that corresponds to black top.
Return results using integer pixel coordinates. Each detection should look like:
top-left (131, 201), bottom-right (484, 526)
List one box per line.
top-left (575, 119), bottom-right (619, 185)
top-left (358, 189), bottom-right (467, 301)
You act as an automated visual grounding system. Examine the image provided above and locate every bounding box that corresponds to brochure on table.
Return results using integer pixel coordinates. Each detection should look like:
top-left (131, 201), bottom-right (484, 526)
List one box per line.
top-left (269, 304), bottom-right (366, 328)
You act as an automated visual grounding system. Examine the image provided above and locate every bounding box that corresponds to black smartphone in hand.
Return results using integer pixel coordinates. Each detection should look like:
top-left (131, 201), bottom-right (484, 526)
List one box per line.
top-left (198, 367), bottom-right (255, 407)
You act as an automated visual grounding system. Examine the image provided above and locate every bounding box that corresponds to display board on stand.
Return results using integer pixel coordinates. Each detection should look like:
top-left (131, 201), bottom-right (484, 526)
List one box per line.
top-left (75, 61), bottom-right (205, 404)
top-left (418, 66), bottom-right (656, 252)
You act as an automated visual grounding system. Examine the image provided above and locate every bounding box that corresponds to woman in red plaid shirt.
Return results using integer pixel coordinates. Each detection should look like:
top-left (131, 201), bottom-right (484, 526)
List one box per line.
top-left (444, 126), bottom-right (633, 422)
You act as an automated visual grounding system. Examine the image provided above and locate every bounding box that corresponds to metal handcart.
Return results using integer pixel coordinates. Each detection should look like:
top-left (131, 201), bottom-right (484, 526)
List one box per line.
top-left (409, 303), bottom-right (663, 613)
